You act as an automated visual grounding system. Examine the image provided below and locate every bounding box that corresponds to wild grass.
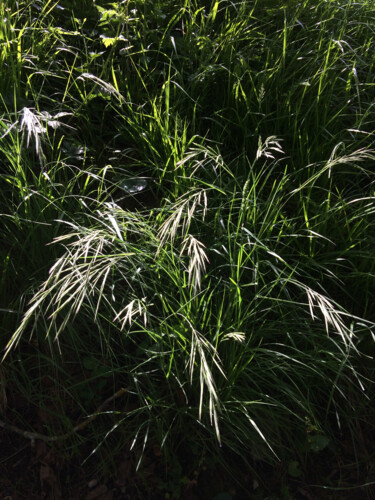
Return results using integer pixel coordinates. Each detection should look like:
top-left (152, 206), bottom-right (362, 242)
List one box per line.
top-left (1, 0), bottom-right (375, 495)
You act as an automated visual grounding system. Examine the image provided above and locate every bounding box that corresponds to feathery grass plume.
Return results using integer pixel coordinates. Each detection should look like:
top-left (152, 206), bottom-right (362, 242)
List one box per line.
top-left (16, 107), bottom-right (73, 166)
top-left (256, 136), bottom-right (284, 161)
top-left (77, 73), bottom-right (125, 103)
top-left (113, 297), bottom-right (149, 330)
top-left (186, 318), bottom-right (224, 443)
top-left (157, 188), bottom-right (208, 251)
top-left (291, 147), bottom-right (375, 194)
top-left (4, 207), bottom-right (154, 353)
top-left (19, 107), bottom-right (46, 162)
top-left (180, 234), bottom-right (209, 295)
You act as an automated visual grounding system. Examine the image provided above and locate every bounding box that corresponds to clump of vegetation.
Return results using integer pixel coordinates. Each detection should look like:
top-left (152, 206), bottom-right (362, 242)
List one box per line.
top-left (1, 0), bottom-right (374, 497)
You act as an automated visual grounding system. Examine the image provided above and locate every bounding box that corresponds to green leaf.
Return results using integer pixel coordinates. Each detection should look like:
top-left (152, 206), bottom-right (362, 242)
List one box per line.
top-left (100, 36), bottom-right (116, 48)
top-left (308, 434), bottom-right (330, 452)
top-left (288, 460), bottom-right (303, 478)
top-left (83, 356), bottom-right (97, 371)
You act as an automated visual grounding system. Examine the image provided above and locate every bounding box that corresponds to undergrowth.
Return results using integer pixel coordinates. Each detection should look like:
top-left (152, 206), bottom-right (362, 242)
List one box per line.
top-left (1, 0), bottom-right (375, 497)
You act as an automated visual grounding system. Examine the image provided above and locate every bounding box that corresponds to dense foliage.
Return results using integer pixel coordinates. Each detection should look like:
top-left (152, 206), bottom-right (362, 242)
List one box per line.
top-left (1, 0), bottom-right (374, 497)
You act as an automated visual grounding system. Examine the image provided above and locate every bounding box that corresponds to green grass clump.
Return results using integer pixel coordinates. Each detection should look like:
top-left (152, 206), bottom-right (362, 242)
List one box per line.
top-left (1, 0), bottom-right (375, 495)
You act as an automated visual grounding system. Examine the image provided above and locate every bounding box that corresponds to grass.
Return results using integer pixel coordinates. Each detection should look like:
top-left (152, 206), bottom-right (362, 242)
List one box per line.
top-left (1, 0), bottom-right (375, 497)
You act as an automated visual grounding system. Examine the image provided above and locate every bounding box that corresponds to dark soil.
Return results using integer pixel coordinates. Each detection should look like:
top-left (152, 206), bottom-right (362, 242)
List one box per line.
top-left (1, 415), bottom-right (375, 500)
